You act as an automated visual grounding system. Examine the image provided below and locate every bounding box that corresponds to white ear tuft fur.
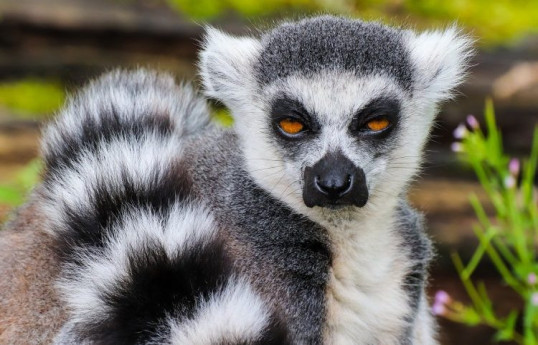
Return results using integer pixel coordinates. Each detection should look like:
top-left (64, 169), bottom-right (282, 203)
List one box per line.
top-left (408, 26), bottom-right (474, 102)
top-left (199, 27), bottom-right (261, 109)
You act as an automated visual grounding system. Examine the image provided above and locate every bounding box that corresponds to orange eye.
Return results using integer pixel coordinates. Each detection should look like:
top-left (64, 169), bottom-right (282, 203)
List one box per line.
top-left (366, 117), bottom-right (390, 132)
top-left (279, 118), bottom-right (305, 135)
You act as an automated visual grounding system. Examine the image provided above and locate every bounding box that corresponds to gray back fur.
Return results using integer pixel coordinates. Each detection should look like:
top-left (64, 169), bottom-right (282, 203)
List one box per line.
top-left (184, 129), bottom-right (331, 344)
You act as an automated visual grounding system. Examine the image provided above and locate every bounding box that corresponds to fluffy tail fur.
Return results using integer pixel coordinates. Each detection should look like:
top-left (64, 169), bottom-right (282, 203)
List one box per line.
top-left (37, 70), bottom-right (284, 344)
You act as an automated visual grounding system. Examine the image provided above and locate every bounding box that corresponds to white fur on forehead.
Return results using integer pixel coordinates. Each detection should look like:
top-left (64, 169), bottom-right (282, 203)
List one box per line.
top-left (199, 27), bottom-right (261, 108)
top-left (264, 71), bottom-right (405, 125)
top-left (407, 26), bottom-right (474, 102)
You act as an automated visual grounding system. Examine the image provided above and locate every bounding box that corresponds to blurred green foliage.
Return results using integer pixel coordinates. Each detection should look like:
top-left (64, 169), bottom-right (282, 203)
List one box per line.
top-left (166, 0), bottom-right (538, 45)
top-left (0, 160), bottom-right (42, 208)
top-left (405, 0), bottom-right (538, 46)
top-left (439, 101), bottom-right (538, 344)
top-left (212, 107), bottom-right (234, 127)
top-left (167, 0), bottom-right (319, 20)
top-left (0, 79), bottom-right (65, 118)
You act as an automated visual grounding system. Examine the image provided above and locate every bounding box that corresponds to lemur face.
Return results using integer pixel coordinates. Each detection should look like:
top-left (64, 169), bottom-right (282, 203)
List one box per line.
top-left (262, 72), bottom-right (408, 209)
top-left (200, 16), bottom-right (472, 216)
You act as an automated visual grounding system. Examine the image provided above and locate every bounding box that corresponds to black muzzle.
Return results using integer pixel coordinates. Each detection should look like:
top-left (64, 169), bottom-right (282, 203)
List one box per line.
top-left (303, 152), bottom-right (368, 208)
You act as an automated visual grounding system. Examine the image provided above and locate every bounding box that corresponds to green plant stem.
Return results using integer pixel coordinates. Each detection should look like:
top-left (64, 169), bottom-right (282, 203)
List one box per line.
top-left (453, 252), bottom-right (525, 344)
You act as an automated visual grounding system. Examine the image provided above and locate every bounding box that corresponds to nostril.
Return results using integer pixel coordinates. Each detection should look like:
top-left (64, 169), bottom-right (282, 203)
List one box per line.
top-left (315, 174), bottom-right (352, 196)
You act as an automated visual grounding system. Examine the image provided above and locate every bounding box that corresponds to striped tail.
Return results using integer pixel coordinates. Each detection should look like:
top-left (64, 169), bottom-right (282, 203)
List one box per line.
top-left (36, 70), bottom-right (286, 344)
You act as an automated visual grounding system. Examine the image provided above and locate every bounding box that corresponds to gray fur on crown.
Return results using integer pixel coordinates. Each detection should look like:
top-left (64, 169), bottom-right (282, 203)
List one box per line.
top-left (255, 16), bottom-right (414, 89)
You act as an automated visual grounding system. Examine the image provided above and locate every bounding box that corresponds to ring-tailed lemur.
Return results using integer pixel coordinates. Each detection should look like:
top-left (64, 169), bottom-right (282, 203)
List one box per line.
top-left (0, 16), bottom-right (472, 345)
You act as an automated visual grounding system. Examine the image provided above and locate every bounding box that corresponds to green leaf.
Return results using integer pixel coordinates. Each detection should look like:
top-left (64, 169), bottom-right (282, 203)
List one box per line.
top-left (493, 310), bottom-right (518, 342)
top-left (463, 226), bottom-right (494, 279)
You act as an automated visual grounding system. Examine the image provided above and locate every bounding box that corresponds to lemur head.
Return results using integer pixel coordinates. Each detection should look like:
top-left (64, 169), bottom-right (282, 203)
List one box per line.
top-left (200, 16), bottom-right (472, 218)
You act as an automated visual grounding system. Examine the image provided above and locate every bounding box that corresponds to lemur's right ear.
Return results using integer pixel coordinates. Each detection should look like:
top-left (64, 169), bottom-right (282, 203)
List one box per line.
top-left (199, 27), bottom-right (261, 108)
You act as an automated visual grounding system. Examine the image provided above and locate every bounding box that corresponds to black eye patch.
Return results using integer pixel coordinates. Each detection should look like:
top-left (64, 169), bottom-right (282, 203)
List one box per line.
top-left (350, 97), bottom-right (401, 138)
top-left (270, 95), bottom-right (320, 140)
top-left (271, 96), bottom-right (317, 126)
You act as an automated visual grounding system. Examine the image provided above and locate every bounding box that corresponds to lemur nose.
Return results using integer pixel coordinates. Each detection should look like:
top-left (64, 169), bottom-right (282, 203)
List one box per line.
top-left (314, 174), bottom-right (352, 197)
top-left (303, 151), bottom-right (368, 208)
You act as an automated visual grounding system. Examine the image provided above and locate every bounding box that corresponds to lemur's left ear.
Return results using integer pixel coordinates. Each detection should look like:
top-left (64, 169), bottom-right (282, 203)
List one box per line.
top-left (407, 27), bottom-right (474, 102)
top-left (199, 27), bottom-right (261, 109)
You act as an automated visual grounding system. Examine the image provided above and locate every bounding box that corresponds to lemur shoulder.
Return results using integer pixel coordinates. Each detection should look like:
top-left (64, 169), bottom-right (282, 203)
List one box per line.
top-left (0, 16), bottom-right (472, 345)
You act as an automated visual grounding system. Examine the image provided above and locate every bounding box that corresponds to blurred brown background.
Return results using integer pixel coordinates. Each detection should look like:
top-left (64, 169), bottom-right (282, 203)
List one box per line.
top-left (0, 0), bottom-right (537, 343)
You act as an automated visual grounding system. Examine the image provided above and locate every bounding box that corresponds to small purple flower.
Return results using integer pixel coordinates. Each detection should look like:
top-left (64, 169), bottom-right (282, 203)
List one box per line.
top-left (432, 290), bottom-right (452, 316)
top-left (432, 302), bottom-right (446, 316)
top-left (528, 273), bottom-right (537, 285)
top-left (532, 292), bottom-right (538, 306)
top-left (453, 124), bottom-right (468, 139)
top-left (509, 159), bottom-right (520, 177)
top-left (451, 142), bottom-right (463, 152)
top-left (504, 175), bottom-right (516, 189)
top-left (435, 290), bottom-right (451, 304)
top-left (467, 115), bottom-right (479, 129)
